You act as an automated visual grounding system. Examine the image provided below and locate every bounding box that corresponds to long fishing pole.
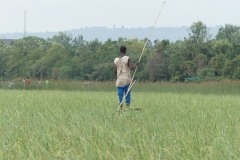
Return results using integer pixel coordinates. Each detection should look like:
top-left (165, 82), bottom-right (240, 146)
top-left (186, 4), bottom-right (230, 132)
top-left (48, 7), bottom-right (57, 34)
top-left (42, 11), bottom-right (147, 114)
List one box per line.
top-left (115, 0), bottom-right (167, 112)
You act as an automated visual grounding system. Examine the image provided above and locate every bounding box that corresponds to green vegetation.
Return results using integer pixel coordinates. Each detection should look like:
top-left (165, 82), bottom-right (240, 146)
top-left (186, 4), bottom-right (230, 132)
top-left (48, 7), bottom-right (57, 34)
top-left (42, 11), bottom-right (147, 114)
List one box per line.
top-left (1, 82), bottom-right (240, 159)
top-left (1, 22), bottom-right (240, 82)
top-left (1, 80), bottom-right (240, 94)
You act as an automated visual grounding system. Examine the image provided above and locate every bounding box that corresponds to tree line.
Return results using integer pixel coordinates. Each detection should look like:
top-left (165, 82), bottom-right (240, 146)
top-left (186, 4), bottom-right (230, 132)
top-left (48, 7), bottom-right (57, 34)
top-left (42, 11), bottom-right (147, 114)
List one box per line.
top-left (1, 21), bottom-right (240, 82)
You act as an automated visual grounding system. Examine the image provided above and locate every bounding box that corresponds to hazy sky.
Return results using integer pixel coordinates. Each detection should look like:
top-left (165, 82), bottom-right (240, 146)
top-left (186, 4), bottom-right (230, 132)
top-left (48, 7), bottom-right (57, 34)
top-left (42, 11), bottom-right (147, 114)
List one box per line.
top-left (1, 0), bottom-right (239, 33)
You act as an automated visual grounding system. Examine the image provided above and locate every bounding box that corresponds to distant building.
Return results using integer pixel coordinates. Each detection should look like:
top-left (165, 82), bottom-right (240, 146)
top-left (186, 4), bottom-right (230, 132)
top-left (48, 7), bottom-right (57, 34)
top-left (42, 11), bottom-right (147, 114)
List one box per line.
top-left (0, 39), bottom-right (17, 45)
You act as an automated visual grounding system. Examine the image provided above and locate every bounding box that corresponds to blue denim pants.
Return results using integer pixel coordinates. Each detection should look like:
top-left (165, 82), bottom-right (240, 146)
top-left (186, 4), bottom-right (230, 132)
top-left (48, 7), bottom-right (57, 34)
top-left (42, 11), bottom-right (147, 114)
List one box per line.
top-left (118, 84), bottom-right (131, 104)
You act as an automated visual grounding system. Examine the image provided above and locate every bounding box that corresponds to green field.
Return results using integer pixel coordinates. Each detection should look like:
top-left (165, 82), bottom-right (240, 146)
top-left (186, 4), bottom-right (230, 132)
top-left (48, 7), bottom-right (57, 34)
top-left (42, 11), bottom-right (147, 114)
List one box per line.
top-left (1, 81), bottom-right (240, 159)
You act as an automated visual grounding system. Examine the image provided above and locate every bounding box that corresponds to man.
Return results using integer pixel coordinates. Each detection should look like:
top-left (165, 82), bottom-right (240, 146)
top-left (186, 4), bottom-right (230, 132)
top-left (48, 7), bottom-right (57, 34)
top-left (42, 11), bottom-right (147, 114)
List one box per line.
top-left (22, 78), bottom-right (26, 88)
top-left (45, 79), bottom-right (49, 88)
top-left (114, 46), bottom-right (140, 109)
top-left (26, 77), bottom-right (30, 86)
top-left (38, 78), bottom-right (42, 89)
top-left (8, 82), bottom-right (15, 88)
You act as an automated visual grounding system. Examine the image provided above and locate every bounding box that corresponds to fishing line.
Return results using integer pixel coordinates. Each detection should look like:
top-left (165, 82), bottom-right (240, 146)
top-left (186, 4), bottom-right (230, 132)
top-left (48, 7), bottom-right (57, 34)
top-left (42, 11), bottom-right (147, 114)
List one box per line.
top-left (115, 0), bottom-right (167, 112)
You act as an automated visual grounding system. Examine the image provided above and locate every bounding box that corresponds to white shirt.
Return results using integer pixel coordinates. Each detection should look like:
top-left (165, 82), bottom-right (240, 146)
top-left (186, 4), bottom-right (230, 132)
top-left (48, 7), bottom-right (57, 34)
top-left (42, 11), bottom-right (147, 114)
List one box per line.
top-left (114, 56), bottom-right (131, 87)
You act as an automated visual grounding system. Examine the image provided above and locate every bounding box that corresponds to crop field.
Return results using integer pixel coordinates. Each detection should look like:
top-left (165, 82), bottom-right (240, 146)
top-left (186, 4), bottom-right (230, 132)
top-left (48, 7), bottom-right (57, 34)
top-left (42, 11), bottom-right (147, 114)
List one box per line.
top-left (1, 81), bottom-right (240, 159)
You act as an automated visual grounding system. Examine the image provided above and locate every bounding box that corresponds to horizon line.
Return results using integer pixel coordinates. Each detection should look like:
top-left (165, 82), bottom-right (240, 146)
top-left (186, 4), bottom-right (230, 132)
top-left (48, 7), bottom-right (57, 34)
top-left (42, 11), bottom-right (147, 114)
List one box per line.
top-left (1, 25), bottom-right (225, 34)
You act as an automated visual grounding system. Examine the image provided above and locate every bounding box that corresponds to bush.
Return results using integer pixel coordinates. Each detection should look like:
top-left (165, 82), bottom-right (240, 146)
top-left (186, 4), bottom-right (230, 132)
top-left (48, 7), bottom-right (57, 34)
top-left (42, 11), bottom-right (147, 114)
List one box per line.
top-left (198, 67), bottom-right (217, 80)
top-left (233, 68), bottom-right (240, 79)
top-left (59, 66), bottom-right (73, 80)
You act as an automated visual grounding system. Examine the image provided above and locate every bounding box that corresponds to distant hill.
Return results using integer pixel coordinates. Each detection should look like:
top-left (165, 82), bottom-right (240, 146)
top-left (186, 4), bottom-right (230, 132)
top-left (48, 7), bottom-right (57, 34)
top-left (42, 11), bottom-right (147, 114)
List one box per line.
top-left (1, 26), bottom-right (221, 42)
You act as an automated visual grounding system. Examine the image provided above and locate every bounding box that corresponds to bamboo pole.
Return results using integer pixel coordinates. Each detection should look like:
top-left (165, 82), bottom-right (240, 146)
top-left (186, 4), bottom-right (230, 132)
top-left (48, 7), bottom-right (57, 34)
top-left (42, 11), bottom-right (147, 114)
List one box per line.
top-left (115, 0), bottom-right (167, 112)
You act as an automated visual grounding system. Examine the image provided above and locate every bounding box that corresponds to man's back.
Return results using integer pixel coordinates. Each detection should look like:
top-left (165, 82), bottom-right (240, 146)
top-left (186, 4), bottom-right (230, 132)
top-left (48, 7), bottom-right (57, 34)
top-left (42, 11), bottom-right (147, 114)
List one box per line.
top-left (114, 56), bottom-right (131, 87)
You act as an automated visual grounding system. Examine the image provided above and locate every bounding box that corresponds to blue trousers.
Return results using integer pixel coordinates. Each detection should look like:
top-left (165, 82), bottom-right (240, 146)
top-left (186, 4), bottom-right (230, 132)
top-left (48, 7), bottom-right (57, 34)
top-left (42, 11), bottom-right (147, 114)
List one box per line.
top-left (118, 84), bottom-right (131, 104)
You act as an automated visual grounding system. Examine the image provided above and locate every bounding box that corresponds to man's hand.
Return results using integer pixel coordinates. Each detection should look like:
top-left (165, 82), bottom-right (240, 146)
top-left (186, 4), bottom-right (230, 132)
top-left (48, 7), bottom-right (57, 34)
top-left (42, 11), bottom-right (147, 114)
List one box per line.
top-left (135, 61), bottom-right (140, 66)
top-left (129, 59), bottom-right (140, 70)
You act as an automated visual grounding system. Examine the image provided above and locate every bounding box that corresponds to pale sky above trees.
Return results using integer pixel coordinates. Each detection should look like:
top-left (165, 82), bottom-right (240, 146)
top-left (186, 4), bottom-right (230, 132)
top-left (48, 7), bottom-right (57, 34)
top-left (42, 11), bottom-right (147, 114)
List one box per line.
top-left (1, 0), bottom-right (239, 33)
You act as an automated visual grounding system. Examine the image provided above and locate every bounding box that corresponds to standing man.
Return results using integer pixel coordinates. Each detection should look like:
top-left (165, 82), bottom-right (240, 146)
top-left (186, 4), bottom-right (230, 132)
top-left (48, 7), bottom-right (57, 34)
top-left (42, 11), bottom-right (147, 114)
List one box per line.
top-left (45, 79), bottom-right (49, 89)
top-left (114, 46), bottom-right (140, 110)
top-left (38, 78), bottom-right (42, 89)
top-left (26, 77), bottom-right (30, 86)
top-left (22, 78), bottom-right (26, 88)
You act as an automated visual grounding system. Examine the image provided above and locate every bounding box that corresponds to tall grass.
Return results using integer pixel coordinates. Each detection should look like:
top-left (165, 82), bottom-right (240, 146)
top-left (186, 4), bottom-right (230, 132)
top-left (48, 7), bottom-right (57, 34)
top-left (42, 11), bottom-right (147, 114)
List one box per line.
top-left (0, 82), bottom-right (240, 159)
top-left (1, 80), bottom-right (240, 94)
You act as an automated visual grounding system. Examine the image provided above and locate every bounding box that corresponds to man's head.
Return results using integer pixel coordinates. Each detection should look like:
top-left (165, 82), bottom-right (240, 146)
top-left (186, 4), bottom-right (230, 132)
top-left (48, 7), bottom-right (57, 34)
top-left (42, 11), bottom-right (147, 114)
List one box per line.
top-left (120, 46), bottom-right (126, 53)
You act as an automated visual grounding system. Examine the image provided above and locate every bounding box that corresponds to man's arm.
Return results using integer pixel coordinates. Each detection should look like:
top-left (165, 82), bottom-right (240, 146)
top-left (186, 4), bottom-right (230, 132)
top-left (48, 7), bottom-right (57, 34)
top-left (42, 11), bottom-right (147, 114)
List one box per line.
top-left (114, 64), bottom-right (117, 74)
top-left (128, 58), bottom-right (140, 70)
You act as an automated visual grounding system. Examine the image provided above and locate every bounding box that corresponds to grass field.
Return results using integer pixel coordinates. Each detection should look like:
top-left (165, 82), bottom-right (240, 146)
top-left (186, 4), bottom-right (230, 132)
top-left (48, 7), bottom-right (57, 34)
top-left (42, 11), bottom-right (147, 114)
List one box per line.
top-left (1, 81), bottom-right (240, 159)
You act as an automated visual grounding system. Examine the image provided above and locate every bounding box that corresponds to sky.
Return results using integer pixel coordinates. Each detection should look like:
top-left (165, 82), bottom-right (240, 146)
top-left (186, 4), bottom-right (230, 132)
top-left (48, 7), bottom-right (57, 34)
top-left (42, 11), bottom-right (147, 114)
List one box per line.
top-left (0, 0), bottom-right (239, 33)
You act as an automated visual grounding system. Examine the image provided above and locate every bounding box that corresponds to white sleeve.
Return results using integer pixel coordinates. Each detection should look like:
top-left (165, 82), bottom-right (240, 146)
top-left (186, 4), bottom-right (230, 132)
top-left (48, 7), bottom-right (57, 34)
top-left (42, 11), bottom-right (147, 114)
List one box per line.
top-left (114, 58), bottom-right (118, 65)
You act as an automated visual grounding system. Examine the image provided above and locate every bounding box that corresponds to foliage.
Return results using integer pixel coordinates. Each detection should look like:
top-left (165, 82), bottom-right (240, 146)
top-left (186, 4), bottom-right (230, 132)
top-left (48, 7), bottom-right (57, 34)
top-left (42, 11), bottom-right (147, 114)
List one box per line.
top-left (222, 56), bottom-right (240, 79)
top-left (187, 21), bottom-right (211, 44)
top-left (1, 22), bottom-right (240, 81)
top-left (216, 24), bottom-right (240, 42)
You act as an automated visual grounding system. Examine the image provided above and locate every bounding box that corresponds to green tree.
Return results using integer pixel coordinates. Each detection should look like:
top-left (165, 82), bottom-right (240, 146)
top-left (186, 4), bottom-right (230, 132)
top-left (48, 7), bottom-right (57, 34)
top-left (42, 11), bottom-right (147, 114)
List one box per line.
top-left (213, 40), bottom-right (233, 59)
top-left (0, 42), bottom-right (8, 79)
top-left (187, 21), bottom-right (211, 44)
top-left (198, 67), bottom-right (216, 80)
top-left (209, 54), bottom-right (226, 76)
top-left (95, 39), bottom-right (118, 63)
top-left (90, 63), bottom-right (115, 81)
top-left (146, 40), bottom-right (171, 81)
top-left (36, 43), bottom-right (68, 78)
top-left (183, 21), bottom-right (213, 60)
top-left (222, 56), bottom-right (240, 79)
top-left (48, 32), bottom-right (73, 56)
top-left (59, 66), bottom-right (73, 80)
top-left (216, 24), bottom-right (240, 42)
top-left (87, 39), bottom-right (102, 54)
top-left (230, 30), bottom-right (240, 43)
top-left (181, 60), bottom-right (197, 77)
top-left (193, 54), bottom-right (208, 74)
top-left (147, 54), bottom-right (170, 81)
top-left (168, 45), bottom-right (186, 82)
